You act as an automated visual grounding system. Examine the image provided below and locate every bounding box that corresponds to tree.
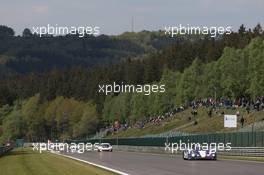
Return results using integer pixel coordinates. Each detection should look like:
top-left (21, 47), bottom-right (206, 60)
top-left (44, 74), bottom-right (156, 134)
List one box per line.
top-left (73, 103), bottom-right (98, 138)
top-left (217, 48), bottom-right (248, 98)
top-left (22, 28), bottom-right (33, 37)
top-left (1, 111), bottom-right (25, 142)
top-left (238, 24), bottom-right (246, 36)
top-left (253, 23), bottom-right (263, 36)
top-left (247, 38), bottom-right (264, 98)
top-left (0, 25), bottom-right (15, 38)
top-left (178, 58), bottom-right (204, 102)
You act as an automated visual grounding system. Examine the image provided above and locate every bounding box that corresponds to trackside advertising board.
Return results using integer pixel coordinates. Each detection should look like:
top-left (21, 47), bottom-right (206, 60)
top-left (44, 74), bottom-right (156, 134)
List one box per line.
top-left (224, 115), bottom-right (237, 128)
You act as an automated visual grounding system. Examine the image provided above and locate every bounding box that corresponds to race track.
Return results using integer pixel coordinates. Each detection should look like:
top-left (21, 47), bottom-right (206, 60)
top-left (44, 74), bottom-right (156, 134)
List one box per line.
top-left (62, 151), bottom-right (264, 175)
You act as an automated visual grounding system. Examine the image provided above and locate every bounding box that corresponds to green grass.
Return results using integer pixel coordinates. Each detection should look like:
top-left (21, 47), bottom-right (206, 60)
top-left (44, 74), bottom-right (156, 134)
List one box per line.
top-left (181, 108), bottom-right (264, 133)
top-left (0, 148), bottom-right (116, 175)
top-left (107, 108), bottom-right (195, 138)
top-left (108, 107), bottom-right (264, 138)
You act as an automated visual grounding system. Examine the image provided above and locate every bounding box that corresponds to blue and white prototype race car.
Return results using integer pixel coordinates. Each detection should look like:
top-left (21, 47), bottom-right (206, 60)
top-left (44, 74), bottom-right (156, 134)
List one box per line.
top-left (182, 147), bottom-right (217, 160)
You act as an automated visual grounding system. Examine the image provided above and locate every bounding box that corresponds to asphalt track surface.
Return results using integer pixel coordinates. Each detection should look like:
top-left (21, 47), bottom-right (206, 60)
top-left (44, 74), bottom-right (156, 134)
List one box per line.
top-left (62, 151), bottom-right (264, 175)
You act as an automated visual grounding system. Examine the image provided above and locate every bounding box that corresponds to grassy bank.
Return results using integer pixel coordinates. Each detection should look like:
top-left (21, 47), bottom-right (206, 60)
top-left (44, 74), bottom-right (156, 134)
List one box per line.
top-left (108, 107), bottom-right (264, 138)
top-left (0, 148), bottom-right (116, 175)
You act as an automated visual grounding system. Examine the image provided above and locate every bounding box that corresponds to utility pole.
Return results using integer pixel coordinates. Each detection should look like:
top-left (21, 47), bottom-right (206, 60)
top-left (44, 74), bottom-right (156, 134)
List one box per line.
top-left (131, 16), bottom-right (134, 32)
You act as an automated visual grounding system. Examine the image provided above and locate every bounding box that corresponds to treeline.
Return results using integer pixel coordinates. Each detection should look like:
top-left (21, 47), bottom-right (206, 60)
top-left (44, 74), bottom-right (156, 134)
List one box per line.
top-left (0, 95), bottom-right (98, 142)
top-left (162, 24), bottom-right (264, 71)
top-left (102, 38), bottom-right (264, 123)
top-left (0, 25), bottom-right (154, 74)
top-left (0, 24), bottom-right (263, 75)
top-left (0, 24), bottom-right (263, 108)
top-left (0, 56), bottom-right (164, 110)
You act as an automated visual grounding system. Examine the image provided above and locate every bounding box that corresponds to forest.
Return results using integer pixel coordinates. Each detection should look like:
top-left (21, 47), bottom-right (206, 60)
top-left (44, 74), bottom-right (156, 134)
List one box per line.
top-left (0, 24), bottom-right (263, 142)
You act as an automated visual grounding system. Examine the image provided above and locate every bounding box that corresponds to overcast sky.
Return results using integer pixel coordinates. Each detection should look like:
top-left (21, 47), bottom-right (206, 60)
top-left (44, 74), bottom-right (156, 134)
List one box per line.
top-left (1, 0), bottom-right (264, 35)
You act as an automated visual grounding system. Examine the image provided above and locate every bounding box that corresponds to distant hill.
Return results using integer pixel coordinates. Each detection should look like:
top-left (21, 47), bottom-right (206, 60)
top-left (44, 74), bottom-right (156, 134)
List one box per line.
top-left (0, 26), bottom-right (183, 75)
top-left (0, 34), bottom-right (144, 74)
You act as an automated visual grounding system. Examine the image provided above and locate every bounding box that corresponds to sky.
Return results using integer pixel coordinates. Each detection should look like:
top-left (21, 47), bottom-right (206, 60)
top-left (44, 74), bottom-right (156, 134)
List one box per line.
top-left (0, 0), bottom-right (264, 35)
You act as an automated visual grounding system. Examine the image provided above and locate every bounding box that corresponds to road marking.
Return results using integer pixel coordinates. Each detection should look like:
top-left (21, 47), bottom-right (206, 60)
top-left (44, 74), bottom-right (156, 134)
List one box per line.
top-left (51, 152), bottom-right (130, 175)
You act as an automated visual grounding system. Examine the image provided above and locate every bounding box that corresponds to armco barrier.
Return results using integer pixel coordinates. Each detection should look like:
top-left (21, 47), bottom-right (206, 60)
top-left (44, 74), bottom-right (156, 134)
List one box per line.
top-left (218, 147), bottom-right (264, 157)
top-left (111, 145), bottom-right (264, 157)
top-left (85, 131), bottom-right (264, 147)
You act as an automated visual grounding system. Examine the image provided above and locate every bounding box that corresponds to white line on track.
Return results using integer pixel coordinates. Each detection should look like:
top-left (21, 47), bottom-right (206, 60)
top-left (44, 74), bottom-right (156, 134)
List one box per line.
top-left (51, 151), bottom-right (130, 175)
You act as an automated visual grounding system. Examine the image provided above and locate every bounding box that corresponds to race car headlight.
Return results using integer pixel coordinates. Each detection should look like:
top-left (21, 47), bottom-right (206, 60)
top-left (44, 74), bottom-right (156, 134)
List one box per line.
top-left (191, 153), bottom-right (195, 157)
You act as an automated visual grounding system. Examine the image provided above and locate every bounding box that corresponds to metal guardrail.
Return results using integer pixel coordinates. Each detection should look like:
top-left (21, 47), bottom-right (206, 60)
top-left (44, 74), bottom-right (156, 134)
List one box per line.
top-left (0, 146), bottom-right (13, 157)
top-left (87, 131), bottom-right (264, 147)
top-left (76, 131), bottom-right (264, 157)
top-left (218, 147), bottom-right (264, 157)
top-left (112, 145), bottom-right (264, 157)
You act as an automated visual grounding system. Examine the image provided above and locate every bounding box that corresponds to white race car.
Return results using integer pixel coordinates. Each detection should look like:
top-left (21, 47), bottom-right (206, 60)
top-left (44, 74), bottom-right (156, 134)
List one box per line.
top-left (98, 143), bottom-right (113, 152)
top-left (183, 147), bottom-right (217, 160)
